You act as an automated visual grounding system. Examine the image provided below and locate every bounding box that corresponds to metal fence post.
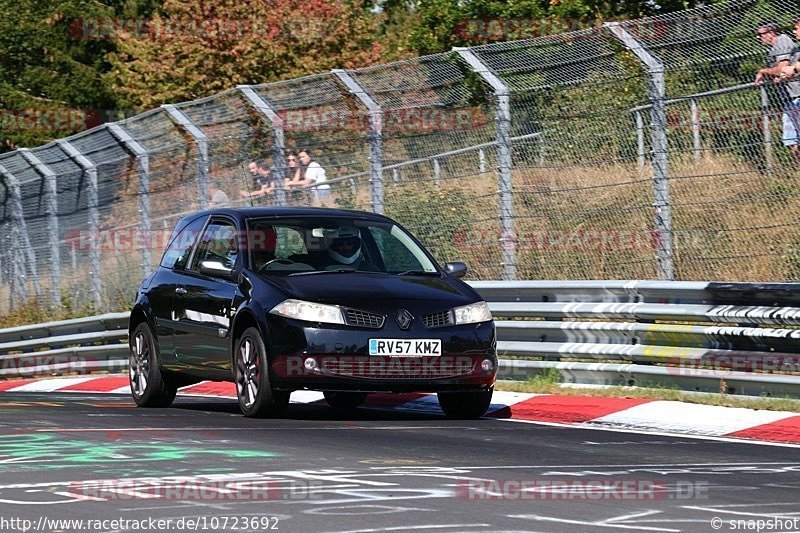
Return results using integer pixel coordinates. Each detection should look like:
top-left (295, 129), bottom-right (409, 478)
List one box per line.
top-left (19, 149), bottom-right (61, 307)
top-left (57, 140), bottom-right (102, 310)
top-left (237, 85), bottom-right (286, 206)
top-left (108, 123), bottom-right (153, 278)
top-left (332, 69), bottom-right (384, 215)
top-left (691, 98), bottom-right (701, 162)
top-left (759, 86), bottom-right (774, 173)
top-left (0, 163), bottom-right (39, 305)
top-left (432, 158), bottom-right (441, 187)
top-left (454, 47), bottom-right (516, 280)
top-left (606, 23), bottom-right (674, 280)
top-left (479, 148), bottom-right (486, 173)
top-left (635, 110), bottom-right (646, 168)
top-left (162, 105), bottom-right (209, 210)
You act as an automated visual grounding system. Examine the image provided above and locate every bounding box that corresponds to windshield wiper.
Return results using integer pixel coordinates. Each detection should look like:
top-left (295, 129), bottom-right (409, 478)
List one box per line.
top-left (288, 269), bottom-right (356, 277)
top-left (395, 270), bottom-right (439, 276)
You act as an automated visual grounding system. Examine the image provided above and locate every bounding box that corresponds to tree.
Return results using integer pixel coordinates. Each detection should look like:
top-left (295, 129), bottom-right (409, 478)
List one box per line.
top-left (106, 0), bottom-right (385, 111)
top-left (0, 0), bottom-right (122, 152)
top-left (377, 0), bottom-right (726, 57)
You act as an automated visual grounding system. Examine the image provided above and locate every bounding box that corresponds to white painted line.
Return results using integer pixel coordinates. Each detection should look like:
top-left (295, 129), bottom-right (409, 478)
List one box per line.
top-left (289, 390), bottom-right (325, 404)
top-left (319, 524), bottom-right (491, 533)
top-left (9, 377), bottom-right (97, 392)
top-left (591, 400), bottom-right (797, 436)
top-left (507, 514), bottom-right (679, 531)
top-left (495, 417), bottom-right (800, 448)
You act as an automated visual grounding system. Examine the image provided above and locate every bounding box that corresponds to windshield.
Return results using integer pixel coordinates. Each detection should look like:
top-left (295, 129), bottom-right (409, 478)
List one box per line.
top-left (245, 217), bottom-right (439, 276)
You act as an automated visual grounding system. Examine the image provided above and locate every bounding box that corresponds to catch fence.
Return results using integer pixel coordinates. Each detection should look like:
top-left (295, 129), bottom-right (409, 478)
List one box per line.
top-left (0, 0), bottom-right (798, 313)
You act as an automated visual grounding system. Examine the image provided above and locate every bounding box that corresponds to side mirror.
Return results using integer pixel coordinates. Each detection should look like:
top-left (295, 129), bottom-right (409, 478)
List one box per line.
top-left (444, 262), bottom-right (468, 279)
top-left (199, 260), bottom-right (234, 280)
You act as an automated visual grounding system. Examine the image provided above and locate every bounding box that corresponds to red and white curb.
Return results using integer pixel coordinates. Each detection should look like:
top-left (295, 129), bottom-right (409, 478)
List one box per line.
top-left (2, 375), bottom-right (800, 446)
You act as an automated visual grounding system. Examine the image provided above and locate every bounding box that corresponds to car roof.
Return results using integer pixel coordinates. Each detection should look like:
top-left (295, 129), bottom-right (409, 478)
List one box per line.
top-left (191, 206), bottom-right (393, 222)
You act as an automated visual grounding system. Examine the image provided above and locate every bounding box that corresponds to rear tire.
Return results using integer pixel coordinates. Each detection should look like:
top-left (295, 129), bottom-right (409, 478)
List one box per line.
top-left (234, 327), bottom-right (289, 418)
top-left (323, 391), bottom-right (367, 410)
top-left (129, 322), bottom-right (178, 408)
top-left (437, 387), bottom-right (493, 419)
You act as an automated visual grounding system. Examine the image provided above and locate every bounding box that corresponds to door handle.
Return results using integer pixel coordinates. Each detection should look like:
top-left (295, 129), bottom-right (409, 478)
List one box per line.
top-left (175, 287), bottom-right (187, 295)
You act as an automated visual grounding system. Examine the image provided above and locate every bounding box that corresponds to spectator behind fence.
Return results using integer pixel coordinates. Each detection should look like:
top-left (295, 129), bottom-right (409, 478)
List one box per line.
top-left (780, 18), bottom-right (800, 79)
top-left (755, 20), bottom-right (800, 164)
top-left (298, 149), bottom-right (330, 203)
top-left (241, 159), bottom-right (275, 200)
top-left (208, 180), bottom-right (231, 208)
top-left (283, 151), bottom-right (306, 203)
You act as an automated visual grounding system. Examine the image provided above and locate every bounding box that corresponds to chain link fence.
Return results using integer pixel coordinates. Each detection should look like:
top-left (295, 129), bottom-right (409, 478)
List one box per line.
top-left (0, 0), bottom-right (798, 313)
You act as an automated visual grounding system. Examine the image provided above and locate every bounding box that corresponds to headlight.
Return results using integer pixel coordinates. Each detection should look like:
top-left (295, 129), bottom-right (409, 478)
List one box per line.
top-left (270, 299), bottom-right (345, 325)
top-left (453, 301), bottom-right (492, 325)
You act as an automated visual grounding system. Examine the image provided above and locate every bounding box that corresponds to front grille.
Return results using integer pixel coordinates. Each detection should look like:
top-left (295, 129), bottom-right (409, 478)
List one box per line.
top-left (320, 356), bottom-right (474, 379)
top-left (344, 308), bottom-right (385, 329)
top-left (421, 310), bottom-right (454, 328)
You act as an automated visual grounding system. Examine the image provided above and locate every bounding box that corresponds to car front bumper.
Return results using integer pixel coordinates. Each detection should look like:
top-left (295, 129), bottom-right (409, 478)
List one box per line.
top-left (266, 316), bottom-right (497, 393)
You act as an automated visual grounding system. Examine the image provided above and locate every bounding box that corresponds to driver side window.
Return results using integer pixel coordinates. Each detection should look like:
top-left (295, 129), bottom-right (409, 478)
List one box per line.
top-left (190, 220), bottom-right (239, 271)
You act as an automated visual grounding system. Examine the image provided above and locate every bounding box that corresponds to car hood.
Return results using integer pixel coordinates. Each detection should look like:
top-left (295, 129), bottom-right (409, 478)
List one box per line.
top-left (264, 272), bottom-right (480, 307)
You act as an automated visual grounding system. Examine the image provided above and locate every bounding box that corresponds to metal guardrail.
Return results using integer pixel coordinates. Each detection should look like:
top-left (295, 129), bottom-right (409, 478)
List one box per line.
top-left (1, 282), bottom-right (799, 397)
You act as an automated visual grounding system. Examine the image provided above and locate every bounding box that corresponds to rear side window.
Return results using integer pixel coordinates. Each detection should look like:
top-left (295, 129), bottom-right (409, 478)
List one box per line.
top-left (160, 216), bottom-right (207, 269)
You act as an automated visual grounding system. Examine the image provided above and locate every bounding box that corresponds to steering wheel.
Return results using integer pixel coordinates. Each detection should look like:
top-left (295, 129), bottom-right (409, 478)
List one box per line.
top-left (257, 258), bottom-right (294, 272)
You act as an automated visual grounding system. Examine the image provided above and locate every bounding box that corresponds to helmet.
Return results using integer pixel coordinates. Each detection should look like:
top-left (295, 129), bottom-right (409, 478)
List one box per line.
top-left (250, 227), bottom-right (278, 268)
top-left (324, 225), bottom-right (362, 265)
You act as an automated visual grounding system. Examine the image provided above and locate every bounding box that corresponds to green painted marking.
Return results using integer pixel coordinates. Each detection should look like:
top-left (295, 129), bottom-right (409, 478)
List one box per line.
top-left (0, 434), bottom-right (277, 470)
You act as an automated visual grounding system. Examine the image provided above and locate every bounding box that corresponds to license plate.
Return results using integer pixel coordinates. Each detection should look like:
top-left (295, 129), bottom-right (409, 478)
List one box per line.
top-left (369, 339), bottom-right (442, 356)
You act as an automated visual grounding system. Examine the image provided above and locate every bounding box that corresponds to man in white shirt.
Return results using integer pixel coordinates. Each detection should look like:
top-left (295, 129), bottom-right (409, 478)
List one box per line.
top-left (298, 149), bottom-right (330, 203)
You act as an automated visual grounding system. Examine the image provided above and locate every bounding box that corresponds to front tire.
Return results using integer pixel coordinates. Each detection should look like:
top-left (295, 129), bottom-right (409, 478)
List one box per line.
top-left (324, 391), bottom-right (367, 410)
top-left (437, 387), bottom-right (493, 419)
top-left (234, 327), bottom-right (289, 418)
top-left (129, 322), bottom-right (177, 407)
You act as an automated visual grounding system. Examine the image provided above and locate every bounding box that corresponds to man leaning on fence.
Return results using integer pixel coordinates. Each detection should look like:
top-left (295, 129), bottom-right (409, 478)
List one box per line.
top-left (755, 20), bottom-right (800, 164)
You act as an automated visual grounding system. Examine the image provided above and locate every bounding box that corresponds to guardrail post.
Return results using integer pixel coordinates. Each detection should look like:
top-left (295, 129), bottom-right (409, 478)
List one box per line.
top-left (454, 47), bottom-right (516, 280)
top-left (759, 86), bottom-right (774, 174)
top-left (57, 140), bottom-right (102, 311)
top-left (237, 85), bottom-right (286, 206)
top-left (108, 123), bottom-right (153, 278)
top-left (0, 162), bottom-right (40, 305)
top-left (691, 98), bottom-right (701, 162)
top-left (162, 105), bottom-right (209, 210)
top-left (332, 69), bottom-right (384, 215)
top-left (606, 23), bottom-right (673, 280)
top-left (19, 149), bottom-right (60, 307)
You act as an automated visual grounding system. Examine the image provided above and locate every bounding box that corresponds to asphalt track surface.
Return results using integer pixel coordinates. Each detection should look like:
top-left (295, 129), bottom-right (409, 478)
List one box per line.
top-left (0, 393), bottom-right (799, 533)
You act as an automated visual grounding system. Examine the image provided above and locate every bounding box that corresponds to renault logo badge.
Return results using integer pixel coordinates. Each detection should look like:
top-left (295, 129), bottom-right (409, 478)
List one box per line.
top-left (396, 309), bottom-right (413, 330)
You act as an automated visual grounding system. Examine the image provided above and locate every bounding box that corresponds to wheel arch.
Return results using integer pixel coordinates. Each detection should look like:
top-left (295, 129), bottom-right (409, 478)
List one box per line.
top-left (229, 307), bottom-right (267, 368)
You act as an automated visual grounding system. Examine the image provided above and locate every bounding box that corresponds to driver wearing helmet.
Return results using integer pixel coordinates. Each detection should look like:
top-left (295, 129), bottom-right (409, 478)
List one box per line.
top-left (322, 225), bottom-right (376, 271)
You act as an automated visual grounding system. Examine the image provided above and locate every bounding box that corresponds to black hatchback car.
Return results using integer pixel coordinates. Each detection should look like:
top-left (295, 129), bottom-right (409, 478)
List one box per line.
top-left (129, 207), bottom-right (497, 418)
